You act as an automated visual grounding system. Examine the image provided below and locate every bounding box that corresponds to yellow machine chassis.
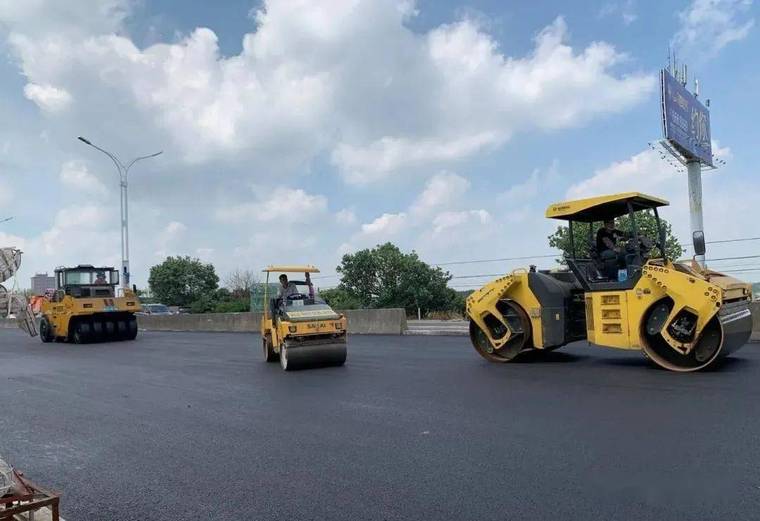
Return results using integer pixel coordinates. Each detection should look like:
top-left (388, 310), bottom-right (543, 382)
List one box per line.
top-left (466, 260), bottom-right (752, 372)
top-left (260, 265), bottom-right (347, 371)
top-left (466, 191), bottom-right (753, 372)
top-left (39, 291), bottom-right (141, 343)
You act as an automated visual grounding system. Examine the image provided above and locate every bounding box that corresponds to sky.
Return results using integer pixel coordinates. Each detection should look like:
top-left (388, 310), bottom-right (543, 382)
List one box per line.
top-left (0, 0), bottom-right (758, 291)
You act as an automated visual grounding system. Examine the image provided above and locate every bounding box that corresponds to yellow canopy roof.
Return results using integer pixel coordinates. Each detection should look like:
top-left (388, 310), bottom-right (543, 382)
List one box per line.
top-left (545, 192), bottom-right (669, 222)
top-left (262, 265), bottom-right (320, 273)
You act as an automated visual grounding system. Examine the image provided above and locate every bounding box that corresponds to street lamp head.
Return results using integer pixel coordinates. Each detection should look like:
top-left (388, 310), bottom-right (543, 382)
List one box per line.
top-left (77, 136), bottom-right (92, 145)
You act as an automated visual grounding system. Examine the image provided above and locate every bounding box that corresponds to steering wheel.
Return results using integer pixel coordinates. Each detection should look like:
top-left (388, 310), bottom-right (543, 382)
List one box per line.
top-left (286, 293), bottom-right (306, 301)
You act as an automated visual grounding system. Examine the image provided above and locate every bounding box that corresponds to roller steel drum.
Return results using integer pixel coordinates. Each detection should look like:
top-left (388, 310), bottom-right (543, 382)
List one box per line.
top-left (641, 300), bottom-right (753, 372)
top-left (280, 337), bottom-right (347, 371)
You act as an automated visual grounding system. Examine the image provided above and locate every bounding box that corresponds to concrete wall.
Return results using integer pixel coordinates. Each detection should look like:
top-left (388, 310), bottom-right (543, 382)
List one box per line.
top-left (135, 308), bottom-right (407, 335)
top-left (138, 312), bottom-right (260, 333)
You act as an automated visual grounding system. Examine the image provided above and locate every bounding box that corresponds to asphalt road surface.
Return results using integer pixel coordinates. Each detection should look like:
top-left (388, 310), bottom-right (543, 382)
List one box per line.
top-left (1, 329), bottom-right (759, 521)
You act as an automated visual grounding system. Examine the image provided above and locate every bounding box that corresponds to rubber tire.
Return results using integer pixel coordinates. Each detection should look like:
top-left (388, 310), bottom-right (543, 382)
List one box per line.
top-left (263, 336), bottom-right (278, 362)
top-left (72, 321), bottom-right (88, 344)
top-left (39, 317), bottom-right (54, 343)
top-left (126, 316), bottom-right (138, 340)
top-left (91, 320), bottom-right (104, 342)
top-left (115, 320), bottom-right (128, 341)
top-left (104, 320), bottom-right (116, 340)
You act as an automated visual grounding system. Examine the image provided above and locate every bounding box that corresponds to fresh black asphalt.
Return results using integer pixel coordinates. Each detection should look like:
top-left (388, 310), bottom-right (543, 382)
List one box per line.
top-left (0, 329), bottom-right (759, 521)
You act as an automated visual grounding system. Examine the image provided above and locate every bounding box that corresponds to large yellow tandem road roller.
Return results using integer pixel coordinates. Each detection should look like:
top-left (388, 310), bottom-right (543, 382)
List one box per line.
top-left (39, 265), bottom-right (141, 343)
top-left (260, 265), bottom-right (347, 371)
top-left (466, 192), bottom-right (753, 372)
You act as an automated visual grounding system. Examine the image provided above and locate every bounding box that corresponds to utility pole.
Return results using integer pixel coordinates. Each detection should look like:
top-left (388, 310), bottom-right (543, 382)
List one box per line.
top-left (77, 137), bottom-right (162, 289)
top-left (686, 160), bottom-right (705, 265)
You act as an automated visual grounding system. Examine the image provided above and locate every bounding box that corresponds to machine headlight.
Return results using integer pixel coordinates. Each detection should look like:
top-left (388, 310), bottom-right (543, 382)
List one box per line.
top-left (288, 325), bottom-right (297, 333)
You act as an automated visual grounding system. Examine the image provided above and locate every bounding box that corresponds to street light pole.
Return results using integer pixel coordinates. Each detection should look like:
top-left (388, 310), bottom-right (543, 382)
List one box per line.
top-left (77, 137), bottom-right (162, 289)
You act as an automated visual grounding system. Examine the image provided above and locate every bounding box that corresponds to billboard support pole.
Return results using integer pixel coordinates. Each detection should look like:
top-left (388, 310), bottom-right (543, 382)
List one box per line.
top-left (686, 160), bottom-right (705, 267)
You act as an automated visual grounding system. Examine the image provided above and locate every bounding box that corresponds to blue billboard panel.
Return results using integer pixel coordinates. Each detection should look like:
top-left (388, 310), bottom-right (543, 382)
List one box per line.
top-left (661, 69), bottom-right (712, 166)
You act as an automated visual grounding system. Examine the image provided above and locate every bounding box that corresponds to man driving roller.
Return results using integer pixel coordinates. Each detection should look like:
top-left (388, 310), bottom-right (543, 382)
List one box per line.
top-left (277, 274), bottom-right (298, 301)
top-left (596, 219), bottom-right (627, 278)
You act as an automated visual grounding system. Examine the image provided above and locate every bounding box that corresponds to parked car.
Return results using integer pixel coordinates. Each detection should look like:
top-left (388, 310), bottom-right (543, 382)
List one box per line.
top-left (138, 303), bottom-right (173, 315)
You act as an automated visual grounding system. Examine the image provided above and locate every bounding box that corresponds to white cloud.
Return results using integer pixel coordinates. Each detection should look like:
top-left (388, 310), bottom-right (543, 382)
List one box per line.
top-left (0, 1), bottom-right (674, 286)
top-left (37, 205), bottom-right (111, 255)
top-left (23, 83), bottom-right (72, 112)
top-left (333, 133), bottom-right (500, 185)
top-left (335, 208), bottom-right (357, 226)
top-left (500, 160), bottom-right (559, 202)
top-left (360, 212), bottom-right (407, 236)
top-left (153, 221), bottom-right (187, 258)
top-left (598, 1), bottom-right (638, 25)
top-left (59, 160), bottom-right (107, 195)
top-left (566, 148), bottom-right (680, 200)
top-left (346, 170), bottom-right (486, 253)
top-left (432, 209), bottom-right (491, 236)
top-left (711, 139), bottom-right (732, 160)
top-left (410, 172), bottom-right (470, 217)
top-left (673, 0), bottom-right (755, 58)
top-left (216, 187), bottom-right (328, 224)
top-left (1, 2), bottom-right (654, 185)
top-left (164, 221), bottom-right (186, 235)
top-left (0, 0), bottom-right (129, 36)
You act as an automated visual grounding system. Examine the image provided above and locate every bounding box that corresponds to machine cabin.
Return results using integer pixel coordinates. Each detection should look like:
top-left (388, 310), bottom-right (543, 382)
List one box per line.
top-left (545, 192), bottom-right (669, 292)
top-left (54, 265), bottom-right (121, 299)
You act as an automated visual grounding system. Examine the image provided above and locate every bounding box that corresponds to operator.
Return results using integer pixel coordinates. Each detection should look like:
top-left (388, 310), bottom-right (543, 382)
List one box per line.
top-left (94, 271), bottom-right (108, 285)
top-left (596, 219), bottom-right (627, 278)
top-left (277, 274), bottom-right (299, 301)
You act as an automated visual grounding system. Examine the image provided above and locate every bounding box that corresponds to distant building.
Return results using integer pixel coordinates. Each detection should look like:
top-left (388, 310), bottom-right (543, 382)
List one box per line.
top-left (31, 273), bottom-right (55, 296)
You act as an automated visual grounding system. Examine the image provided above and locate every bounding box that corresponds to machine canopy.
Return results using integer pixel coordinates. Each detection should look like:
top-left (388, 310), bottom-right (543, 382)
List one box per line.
top-left (545, 192), bottom-right (669, 222)
top-left (263, 265), bottom-right (320, 273)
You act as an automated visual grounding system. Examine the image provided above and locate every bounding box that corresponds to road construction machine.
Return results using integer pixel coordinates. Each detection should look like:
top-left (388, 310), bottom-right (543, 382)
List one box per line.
top-left (466, 192), bottom-right (753, 372)
top-left (38, 265), bottom-right (141, 343)
top-left (260, 265), bottom-right (347, 371)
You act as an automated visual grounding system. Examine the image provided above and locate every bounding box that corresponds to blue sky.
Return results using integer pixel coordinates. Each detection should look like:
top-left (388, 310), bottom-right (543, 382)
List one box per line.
top-left (0, 0), bottom-right (758, 290)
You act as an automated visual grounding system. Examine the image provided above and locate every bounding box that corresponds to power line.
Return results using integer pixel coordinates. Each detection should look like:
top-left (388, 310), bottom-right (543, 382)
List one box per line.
top-left (707, 236), bottom-right (760, 245)
top-left (433, 254), bottom-right (558, 267)
top-left (706, 254), bottom-right (760, 262)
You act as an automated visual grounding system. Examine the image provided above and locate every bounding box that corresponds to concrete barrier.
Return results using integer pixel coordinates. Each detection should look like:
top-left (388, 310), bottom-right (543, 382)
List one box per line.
top-left (136, 308), bottom-right (407, 335)
top-left (3, 304), bottom-right (758, 339)
top-left (138, 312), bottom-right (260, 333)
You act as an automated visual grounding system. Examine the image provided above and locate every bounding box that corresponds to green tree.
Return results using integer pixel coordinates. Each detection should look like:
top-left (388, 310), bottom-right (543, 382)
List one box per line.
top-left (547, 210), bottom-right (684, 262)
top-left (335, 243), bottom-right (461, 315)
top-left (319, 288), bottom-right (362, 310)
top-left (148, 256), bottom-right (219, 308)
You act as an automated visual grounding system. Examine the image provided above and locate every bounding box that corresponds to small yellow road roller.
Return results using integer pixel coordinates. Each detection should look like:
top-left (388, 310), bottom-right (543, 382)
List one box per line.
top-left (260, 265), bottom-right (347, 371)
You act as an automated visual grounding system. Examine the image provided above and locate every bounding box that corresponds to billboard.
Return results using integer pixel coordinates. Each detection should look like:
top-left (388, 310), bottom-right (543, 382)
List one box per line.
top-left (660, 69), bottom-right (712, 166)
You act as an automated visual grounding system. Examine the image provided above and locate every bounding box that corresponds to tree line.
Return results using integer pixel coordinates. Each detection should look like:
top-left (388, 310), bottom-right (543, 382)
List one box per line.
top-left (146, 213), bottom-right (684, 315)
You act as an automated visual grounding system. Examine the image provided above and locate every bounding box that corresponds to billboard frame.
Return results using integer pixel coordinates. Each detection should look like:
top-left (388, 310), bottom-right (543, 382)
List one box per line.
top-left (660, 68), bottom-right (713, 167)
